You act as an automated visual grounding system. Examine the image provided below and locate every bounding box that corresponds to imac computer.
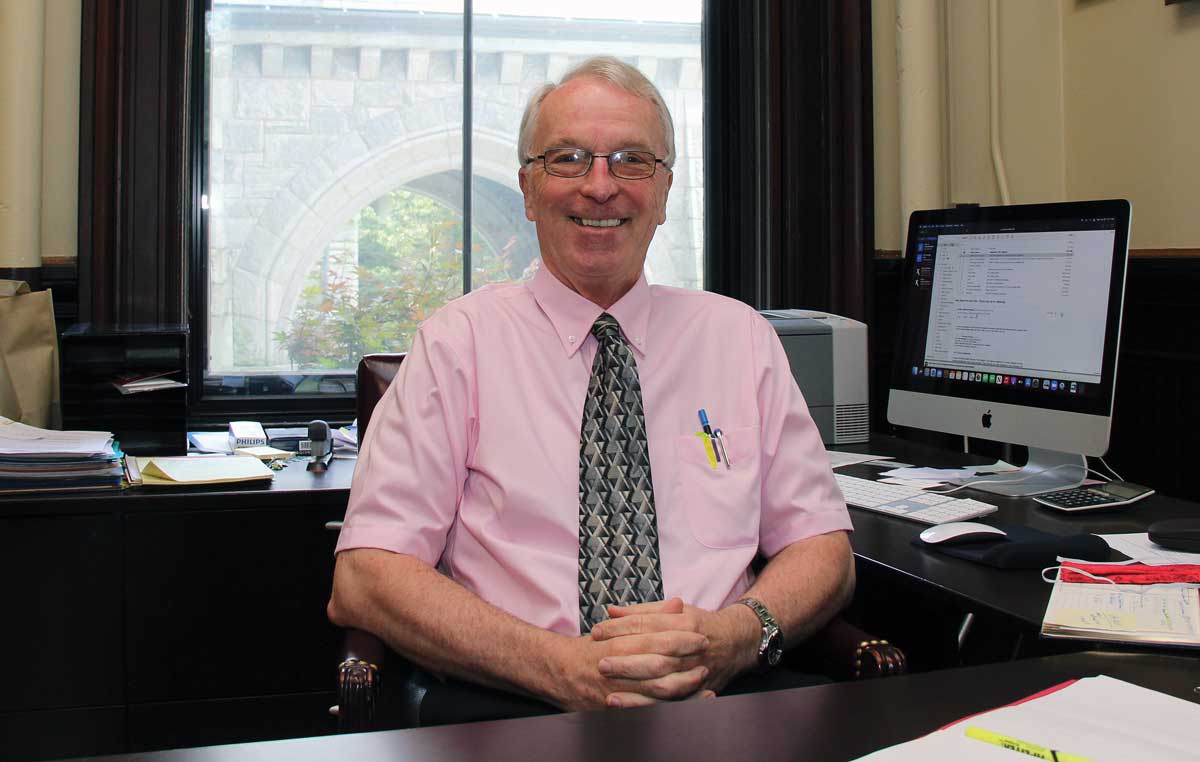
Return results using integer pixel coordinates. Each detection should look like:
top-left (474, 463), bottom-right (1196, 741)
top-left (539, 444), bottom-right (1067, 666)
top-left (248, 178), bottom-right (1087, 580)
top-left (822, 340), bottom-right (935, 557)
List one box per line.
top-left (887, 200), bottom-right (1132, 496)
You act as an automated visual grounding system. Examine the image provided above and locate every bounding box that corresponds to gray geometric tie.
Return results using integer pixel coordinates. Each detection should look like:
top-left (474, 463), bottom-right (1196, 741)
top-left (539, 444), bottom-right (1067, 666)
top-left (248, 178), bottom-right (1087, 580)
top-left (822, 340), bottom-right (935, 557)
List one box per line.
top-left (578, 313), bottom-right (663, 633)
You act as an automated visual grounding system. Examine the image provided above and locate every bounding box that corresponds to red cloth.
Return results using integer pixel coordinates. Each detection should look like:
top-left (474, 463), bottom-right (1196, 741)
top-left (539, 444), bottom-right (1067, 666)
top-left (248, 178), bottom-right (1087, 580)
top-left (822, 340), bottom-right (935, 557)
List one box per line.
top-left (1058, 560), bottom-right (1200, 584)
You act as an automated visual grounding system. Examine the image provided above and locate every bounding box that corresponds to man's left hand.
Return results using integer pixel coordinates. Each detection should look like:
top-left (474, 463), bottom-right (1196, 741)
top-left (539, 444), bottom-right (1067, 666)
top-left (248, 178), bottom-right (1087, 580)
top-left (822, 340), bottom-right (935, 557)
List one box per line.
top-left (590, 597), bottom-right (759, 707)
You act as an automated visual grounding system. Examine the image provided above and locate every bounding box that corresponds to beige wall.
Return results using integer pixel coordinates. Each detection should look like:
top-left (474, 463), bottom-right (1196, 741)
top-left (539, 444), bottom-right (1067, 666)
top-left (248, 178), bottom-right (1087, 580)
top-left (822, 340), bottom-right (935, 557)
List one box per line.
top-left (41, 0), bottom-right (81, 262)
top-left (874, 0), bottom-right (1200, 251)
top-left (0, 0), bottom-right (79, 268)
top-left (1063, 0), bottom-right (1200, 249)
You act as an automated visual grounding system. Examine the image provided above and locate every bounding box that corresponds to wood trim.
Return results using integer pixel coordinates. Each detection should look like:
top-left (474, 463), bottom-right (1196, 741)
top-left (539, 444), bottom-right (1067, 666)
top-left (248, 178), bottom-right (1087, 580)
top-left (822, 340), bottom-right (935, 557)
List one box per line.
top-left (78, 0), bottom-right (192, 326)
top-left (874, 248), bottom-right (1200, 260)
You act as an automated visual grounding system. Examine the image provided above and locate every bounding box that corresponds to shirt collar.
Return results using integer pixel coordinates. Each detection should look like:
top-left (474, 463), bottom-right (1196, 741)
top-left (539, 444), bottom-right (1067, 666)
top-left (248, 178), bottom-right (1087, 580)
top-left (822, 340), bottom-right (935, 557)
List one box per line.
top-left (529, 264), bottom-right (651, 359)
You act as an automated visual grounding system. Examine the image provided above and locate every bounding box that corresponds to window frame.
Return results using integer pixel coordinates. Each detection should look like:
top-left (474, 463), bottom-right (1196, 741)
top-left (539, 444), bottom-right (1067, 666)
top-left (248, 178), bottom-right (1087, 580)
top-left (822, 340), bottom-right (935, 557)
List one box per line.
top-left (185, 0), bottom-right (711, 426)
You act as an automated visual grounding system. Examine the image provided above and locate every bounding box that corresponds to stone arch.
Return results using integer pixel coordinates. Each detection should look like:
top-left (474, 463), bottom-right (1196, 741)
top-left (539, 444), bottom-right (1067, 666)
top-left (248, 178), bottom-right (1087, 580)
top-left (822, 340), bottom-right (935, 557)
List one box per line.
top-left (227, 118), bottom-right (528, 367)
top-left (220, 99), bottom-right (690, 369)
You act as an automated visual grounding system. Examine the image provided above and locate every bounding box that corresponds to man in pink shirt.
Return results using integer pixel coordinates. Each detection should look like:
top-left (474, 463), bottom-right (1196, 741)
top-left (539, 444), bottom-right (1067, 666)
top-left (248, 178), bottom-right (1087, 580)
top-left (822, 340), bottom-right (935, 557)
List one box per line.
top-left (328, 56), bottom-right (854, 723)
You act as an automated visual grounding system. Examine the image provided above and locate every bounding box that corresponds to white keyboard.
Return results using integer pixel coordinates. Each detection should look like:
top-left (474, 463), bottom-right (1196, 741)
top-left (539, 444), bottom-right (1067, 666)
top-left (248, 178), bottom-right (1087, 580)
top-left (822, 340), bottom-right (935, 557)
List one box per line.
top-left (834, 473), bottom-right (998, 525)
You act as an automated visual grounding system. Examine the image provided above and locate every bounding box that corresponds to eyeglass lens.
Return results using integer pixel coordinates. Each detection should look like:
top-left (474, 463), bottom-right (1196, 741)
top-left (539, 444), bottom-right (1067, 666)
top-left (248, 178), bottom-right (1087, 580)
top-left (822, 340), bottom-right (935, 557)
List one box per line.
top-left (542, 148), bottom-right (658, 179)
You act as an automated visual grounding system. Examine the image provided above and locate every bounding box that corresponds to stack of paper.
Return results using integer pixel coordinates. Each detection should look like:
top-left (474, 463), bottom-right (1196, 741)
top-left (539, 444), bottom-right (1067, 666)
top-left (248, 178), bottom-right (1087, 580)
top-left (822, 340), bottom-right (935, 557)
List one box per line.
top-left (111, 370), bottom-right (187, 395)
top-left (0, 416), bottom-right (124, 494)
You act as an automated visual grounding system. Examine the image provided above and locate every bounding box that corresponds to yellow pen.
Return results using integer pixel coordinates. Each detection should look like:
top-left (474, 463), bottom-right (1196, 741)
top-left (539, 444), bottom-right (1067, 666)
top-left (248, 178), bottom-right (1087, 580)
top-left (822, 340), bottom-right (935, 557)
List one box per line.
top-left (965, 726), bottom-right (1095, 762)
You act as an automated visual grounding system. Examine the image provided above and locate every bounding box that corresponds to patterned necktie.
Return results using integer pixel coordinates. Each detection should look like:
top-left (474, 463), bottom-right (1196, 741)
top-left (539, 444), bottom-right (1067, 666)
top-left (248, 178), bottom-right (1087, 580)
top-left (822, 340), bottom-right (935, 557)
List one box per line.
top-left (578, 313), bottom-right (663, 633)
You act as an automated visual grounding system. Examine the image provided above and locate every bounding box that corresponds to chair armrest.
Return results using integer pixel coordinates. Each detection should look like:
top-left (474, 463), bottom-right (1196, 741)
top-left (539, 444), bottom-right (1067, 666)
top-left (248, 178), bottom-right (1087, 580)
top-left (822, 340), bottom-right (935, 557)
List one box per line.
top-left (335, 629), bottom-right (387, 732)
top-left (800, 616), bottom-right (907, 680)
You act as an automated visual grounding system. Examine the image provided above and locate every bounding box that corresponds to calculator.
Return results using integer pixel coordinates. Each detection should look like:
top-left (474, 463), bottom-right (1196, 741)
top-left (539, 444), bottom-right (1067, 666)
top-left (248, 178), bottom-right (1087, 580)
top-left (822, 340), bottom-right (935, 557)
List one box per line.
top-left (1032, 481), bottom-right (1155, 512)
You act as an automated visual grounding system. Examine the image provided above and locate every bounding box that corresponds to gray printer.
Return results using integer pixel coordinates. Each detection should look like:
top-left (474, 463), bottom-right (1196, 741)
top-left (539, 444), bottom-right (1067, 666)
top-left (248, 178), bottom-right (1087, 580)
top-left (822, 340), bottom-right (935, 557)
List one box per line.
top-left (759, 310), bottom-right (869, 445)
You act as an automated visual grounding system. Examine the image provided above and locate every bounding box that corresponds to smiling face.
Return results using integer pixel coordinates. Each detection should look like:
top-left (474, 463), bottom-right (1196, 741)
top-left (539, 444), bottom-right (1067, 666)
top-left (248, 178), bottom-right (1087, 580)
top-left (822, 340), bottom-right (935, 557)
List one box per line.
top-left (518, 77), bottom-right (673, 308)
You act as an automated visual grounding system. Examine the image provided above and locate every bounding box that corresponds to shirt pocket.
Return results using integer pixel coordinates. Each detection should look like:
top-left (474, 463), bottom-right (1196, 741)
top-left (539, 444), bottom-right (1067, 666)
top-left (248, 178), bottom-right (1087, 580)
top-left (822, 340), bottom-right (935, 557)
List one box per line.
top-left (673, 425), bottom-right (761, 549)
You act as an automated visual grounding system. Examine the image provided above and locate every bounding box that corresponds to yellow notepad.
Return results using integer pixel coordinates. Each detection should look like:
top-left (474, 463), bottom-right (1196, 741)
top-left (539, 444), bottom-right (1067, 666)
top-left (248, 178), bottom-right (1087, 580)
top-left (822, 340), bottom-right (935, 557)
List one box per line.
top-left (135, 455), bottom-right (274, 485)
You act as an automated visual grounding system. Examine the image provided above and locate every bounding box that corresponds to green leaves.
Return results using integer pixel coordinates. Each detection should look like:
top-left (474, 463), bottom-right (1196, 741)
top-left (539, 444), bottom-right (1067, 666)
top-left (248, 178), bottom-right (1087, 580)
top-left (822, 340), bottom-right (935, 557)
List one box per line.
top-left (274, 188), bottom-right (517, 370)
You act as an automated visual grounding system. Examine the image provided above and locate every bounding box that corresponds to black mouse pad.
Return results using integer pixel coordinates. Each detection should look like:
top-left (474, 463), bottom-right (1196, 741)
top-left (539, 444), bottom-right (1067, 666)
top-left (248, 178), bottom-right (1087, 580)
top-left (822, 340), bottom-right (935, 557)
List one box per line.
top-left (911, 523), bottom-right (1111, 569)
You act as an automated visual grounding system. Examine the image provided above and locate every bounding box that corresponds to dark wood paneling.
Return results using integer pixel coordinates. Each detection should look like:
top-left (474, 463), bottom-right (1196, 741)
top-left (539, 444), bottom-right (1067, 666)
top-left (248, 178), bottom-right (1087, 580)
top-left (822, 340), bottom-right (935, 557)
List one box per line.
top-left (78, 0), bottom-right (193, 326)
top-left (1106, 257), bottom-right (1200, 499)
top-left (0, 513), bottom-right (123, 712)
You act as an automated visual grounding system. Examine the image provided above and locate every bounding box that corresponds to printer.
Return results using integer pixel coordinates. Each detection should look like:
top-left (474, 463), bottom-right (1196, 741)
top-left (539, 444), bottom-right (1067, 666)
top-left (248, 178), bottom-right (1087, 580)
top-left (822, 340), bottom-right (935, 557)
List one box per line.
top-left (759, 309), bottom-right (869, 445)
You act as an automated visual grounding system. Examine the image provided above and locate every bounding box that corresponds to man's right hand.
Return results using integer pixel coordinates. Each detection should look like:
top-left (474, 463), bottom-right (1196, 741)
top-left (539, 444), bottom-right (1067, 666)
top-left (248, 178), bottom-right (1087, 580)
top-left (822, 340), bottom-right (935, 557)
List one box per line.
top-left (547, 598), bottom-right (716, 711)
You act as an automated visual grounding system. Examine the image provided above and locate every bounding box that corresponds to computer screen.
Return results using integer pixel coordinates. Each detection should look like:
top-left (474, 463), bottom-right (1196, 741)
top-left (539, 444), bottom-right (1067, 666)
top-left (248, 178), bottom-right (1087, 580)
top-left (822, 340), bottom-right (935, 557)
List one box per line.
top-left (887, 200), bottom-right (1131, 496)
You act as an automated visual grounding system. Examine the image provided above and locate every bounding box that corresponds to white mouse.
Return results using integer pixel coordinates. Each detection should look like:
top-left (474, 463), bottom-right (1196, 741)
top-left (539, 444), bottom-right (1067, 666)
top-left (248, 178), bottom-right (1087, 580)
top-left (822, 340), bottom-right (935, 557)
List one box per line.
top-left (918, 522), bottom-right (1008, 545)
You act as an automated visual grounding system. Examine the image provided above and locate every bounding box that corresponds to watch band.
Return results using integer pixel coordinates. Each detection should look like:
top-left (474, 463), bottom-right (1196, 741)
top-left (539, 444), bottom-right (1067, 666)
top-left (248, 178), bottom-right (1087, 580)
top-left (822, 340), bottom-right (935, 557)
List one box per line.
top-left (737, 597), bottom-right (783, 670)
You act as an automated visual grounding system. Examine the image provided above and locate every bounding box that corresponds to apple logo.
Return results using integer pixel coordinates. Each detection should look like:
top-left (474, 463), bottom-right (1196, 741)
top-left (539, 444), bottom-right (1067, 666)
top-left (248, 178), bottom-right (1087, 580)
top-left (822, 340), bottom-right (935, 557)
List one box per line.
top-left (981, 409), bottom-right (993, 429)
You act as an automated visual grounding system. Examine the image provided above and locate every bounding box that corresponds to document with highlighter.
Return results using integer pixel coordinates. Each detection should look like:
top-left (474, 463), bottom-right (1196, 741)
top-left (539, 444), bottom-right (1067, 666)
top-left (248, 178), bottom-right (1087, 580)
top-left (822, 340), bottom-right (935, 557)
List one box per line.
top-left (856, 675), bottom-right (1199, 761)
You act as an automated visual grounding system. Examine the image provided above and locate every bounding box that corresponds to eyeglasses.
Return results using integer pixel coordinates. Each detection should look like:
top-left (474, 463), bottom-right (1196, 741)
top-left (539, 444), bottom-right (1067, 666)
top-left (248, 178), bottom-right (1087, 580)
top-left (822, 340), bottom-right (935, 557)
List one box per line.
top-left (524, 147), bottom-right (669, 180)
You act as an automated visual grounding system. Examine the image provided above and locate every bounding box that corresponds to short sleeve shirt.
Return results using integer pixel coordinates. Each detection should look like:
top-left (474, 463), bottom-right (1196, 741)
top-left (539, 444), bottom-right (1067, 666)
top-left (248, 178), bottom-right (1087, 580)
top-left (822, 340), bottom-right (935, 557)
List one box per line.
top-left (336, 266), bottom-right (852, 636)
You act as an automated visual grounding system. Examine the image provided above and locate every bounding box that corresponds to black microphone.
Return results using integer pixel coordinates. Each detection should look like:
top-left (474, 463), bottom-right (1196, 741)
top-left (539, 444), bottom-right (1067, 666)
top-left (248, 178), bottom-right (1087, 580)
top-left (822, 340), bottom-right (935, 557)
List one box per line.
top-left (307, 419), bottom-right (331, 471)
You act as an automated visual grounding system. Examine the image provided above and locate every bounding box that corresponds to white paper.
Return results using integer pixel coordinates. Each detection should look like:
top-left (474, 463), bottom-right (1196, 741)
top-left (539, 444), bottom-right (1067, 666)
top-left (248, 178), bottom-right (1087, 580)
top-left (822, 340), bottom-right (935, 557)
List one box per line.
top-left (0, 416), bottom-right (114, 456)
top-left (880, 461), bottom-right (1017, 482)
top-left (856, 675), bottom-right (1200, 761)
top-left (1100, 533), bottom-right (1200, 566)
top-left (826, 450), bottom-right (894, 469)
top-left (188, 431), bottom-right (233, 454)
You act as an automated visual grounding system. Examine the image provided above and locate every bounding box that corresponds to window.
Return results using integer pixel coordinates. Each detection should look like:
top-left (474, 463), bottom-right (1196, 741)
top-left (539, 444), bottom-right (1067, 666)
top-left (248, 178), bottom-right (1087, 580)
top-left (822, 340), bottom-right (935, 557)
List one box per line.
top-left (201, 0), bottom-right (703, 405)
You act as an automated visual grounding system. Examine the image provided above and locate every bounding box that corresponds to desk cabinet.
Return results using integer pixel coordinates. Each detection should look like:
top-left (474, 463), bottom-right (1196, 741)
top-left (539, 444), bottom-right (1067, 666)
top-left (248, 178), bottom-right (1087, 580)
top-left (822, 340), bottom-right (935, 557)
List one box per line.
top-left (0, 459), bottom-right (353, 760)
top-left (0, 513), bottom-right (126, 760)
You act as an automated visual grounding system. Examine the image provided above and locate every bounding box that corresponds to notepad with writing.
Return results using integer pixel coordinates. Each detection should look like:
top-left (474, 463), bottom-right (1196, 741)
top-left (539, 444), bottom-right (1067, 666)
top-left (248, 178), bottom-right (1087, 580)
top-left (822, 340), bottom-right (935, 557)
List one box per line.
top-left (1041, 580), bottom-right (1200, 647)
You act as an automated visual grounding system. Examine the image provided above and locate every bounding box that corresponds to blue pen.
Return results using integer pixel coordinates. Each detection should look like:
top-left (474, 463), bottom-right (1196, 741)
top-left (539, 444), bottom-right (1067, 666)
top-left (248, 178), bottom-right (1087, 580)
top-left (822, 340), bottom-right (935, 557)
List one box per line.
top-left (698, 409), bottom-right (721, 462)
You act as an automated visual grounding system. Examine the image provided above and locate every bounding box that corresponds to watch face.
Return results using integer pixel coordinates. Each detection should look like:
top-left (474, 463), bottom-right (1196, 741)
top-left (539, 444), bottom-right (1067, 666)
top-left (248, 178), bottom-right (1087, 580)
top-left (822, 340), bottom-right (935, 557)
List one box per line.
top-left (765, 628), bottom-right (784, 667)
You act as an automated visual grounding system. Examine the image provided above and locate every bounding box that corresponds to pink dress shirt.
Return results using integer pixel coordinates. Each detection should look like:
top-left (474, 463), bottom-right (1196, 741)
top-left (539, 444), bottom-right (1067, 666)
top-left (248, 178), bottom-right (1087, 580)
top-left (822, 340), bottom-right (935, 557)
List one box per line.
top-left (337, 266), bottom-right (852, 636)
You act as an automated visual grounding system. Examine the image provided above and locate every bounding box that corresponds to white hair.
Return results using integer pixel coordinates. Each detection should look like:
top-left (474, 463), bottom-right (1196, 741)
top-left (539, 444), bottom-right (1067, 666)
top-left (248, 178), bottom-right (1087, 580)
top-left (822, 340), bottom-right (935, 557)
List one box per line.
top-left (517, 56), bottom-right (676, 171)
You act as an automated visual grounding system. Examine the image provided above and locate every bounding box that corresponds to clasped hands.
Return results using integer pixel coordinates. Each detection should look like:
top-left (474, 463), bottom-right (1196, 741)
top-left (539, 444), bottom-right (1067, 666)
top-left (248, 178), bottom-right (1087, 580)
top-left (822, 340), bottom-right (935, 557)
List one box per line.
top-left (553, 597), bottom-right (757, 711)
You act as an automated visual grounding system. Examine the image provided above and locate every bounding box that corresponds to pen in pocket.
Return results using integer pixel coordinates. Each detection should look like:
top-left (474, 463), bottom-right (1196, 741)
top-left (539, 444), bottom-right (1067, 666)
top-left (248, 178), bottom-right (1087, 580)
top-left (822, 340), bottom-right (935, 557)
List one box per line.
top-left (713, 428), bottom-right (731, 468)
top-left (697, 409), bottom-right (720, 463)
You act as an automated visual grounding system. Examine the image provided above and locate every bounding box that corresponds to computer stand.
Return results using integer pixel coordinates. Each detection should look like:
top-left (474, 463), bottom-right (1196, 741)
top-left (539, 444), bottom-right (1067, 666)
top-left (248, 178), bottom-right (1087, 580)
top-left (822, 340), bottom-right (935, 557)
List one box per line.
top-left (950, 447), bottom-right (1087, 497)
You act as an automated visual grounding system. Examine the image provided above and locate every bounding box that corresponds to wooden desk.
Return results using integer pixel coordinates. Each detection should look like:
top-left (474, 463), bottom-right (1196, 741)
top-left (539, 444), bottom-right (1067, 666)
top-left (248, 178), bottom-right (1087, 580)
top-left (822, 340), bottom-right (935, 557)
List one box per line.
top-left (0, 457), bottom-right (355, 760)
top-left (842, 436), bottom-right (1200, 665)
top-left (6, 437), bottom-right (1198, 758)
top-left (96, 651), bottom-right (1200, 762)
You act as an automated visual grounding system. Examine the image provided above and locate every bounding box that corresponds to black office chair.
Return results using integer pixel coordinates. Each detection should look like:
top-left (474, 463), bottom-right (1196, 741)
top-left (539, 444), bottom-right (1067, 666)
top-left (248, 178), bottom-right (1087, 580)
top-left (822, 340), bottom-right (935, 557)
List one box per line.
top-left (332, 353), bottom-right (906, 732)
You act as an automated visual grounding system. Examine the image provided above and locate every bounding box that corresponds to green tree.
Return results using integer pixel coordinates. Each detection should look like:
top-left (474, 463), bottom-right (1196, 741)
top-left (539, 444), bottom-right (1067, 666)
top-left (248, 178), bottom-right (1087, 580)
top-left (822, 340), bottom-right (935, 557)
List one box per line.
top-left (274, 188), bottom-right (520, 370)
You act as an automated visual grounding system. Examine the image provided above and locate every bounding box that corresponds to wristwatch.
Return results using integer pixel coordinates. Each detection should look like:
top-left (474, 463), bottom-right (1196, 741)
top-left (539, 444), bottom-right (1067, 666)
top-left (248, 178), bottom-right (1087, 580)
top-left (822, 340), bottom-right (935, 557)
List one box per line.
top-left (737, 597), bottom-right (783, 670)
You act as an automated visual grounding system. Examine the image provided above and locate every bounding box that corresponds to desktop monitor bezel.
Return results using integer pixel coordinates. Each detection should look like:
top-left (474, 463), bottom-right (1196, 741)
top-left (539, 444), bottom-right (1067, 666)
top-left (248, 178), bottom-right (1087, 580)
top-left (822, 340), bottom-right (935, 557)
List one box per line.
top-left (887, 199), bottom-right (1131, 460)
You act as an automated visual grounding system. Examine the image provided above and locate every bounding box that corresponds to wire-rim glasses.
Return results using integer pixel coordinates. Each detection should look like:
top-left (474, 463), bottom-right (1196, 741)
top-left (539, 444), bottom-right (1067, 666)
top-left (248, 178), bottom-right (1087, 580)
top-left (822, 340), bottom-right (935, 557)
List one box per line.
top-left (524, 147), bottom-right (668, 180)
